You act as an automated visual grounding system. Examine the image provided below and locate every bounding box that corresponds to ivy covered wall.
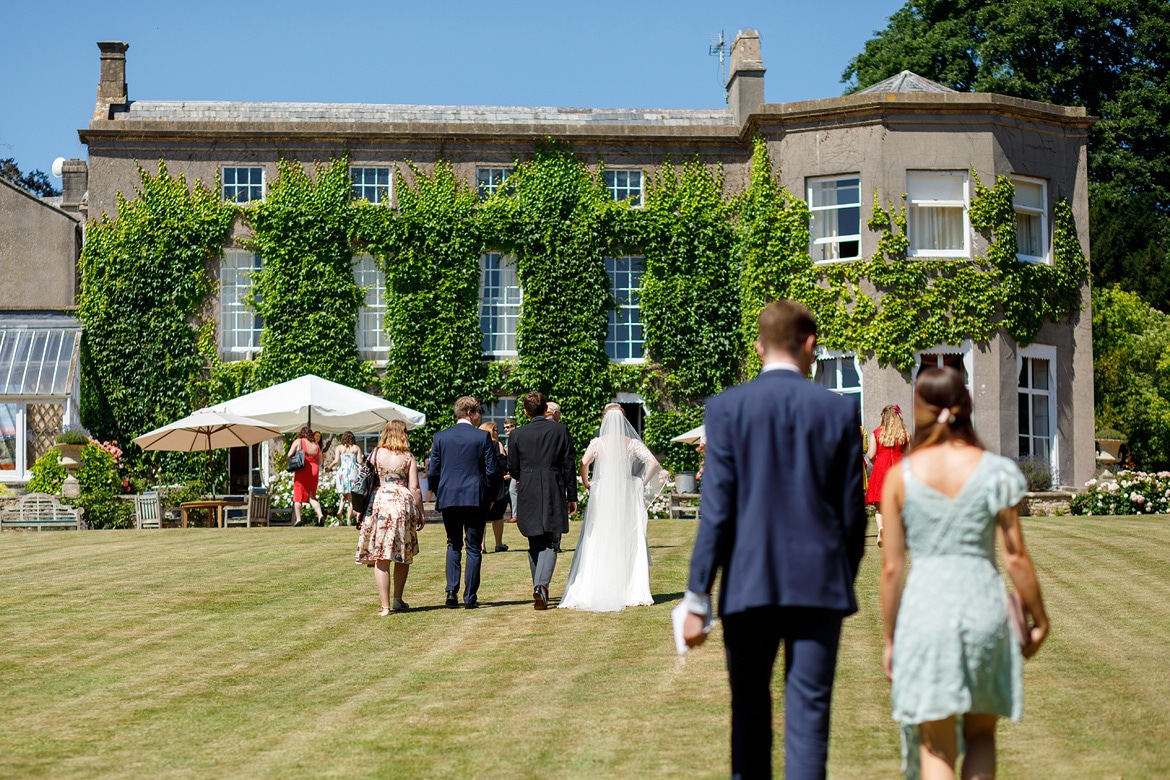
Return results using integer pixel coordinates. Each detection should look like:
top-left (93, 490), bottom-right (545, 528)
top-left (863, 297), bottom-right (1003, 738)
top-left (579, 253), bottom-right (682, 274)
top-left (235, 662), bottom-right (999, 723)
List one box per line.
top-left (77, 138), bottom-right (1089, 473)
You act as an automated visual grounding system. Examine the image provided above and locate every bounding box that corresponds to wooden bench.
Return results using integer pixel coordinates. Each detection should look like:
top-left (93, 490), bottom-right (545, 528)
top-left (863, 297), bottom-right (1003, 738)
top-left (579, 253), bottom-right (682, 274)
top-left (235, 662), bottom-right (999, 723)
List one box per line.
top-left (0, 492), bottom-right (86, 531)
top-left (669, 492), bottom-right (700, 520)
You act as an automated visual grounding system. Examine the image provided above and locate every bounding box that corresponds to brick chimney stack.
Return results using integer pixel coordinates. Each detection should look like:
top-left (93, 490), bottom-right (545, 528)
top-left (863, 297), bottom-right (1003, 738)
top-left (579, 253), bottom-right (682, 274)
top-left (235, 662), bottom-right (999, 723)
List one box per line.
top-left (726, 30), bottom-right (765, 127)
top-left (94, 41), bottom-right (130, 121)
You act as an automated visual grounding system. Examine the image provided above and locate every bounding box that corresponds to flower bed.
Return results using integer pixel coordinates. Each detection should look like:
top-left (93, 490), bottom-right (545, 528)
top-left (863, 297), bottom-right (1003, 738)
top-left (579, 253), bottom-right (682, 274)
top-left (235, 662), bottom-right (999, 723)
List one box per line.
top-left (1070, 471), bottom-right (1170, 515)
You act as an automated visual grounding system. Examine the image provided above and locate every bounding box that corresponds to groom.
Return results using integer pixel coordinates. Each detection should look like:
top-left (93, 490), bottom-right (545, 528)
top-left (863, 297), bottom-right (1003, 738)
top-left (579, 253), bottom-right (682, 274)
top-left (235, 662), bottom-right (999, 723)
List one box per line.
top-left (682, 300), bottom-right (866, 780)
top-left (507, 391), bottom-right (577, 609)
top-left (427, 396), bottom-right (499, 609)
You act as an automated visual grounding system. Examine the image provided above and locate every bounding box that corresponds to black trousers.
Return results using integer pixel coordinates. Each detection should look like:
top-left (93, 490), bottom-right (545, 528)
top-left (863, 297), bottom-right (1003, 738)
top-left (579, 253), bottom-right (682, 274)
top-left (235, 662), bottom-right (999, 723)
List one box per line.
top-left (441, 506), bottom-right (487, 605)
top-left (721, 607), bottom-right (843, 780)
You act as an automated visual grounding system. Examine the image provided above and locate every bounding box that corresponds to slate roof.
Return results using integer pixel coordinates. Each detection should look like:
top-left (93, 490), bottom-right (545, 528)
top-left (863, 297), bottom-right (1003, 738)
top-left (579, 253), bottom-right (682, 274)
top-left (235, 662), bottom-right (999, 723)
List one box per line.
top-left (115, 101), bottom-right (736, 127)
top-left (856, 70), bottom-right (957, 94)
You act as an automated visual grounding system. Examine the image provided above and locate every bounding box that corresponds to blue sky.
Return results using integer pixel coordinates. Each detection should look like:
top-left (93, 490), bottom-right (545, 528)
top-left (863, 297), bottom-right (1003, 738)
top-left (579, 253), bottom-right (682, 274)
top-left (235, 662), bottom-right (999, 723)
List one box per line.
top-left (0, 0), bottom-right (905, 180)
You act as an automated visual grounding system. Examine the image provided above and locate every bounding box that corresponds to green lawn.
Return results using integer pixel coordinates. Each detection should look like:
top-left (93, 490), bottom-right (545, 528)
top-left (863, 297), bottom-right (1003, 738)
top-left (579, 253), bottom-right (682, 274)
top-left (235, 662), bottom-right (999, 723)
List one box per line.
top-left (1, 516), bottom-right (1168, 778)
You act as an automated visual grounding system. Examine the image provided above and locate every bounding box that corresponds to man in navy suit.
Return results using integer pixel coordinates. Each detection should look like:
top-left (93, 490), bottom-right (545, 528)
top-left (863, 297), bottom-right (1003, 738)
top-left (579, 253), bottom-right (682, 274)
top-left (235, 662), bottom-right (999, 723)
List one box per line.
top-left (427, 396), bottom-right (499, 609)
top-left (683, 300), bottom-right (866, 780)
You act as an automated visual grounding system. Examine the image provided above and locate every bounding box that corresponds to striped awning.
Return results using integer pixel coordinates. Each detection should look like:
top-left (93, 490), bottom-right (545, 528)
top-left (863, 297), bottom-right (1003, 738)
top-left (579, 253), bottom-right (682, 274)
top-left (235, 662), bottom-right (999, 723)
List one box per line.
top-left (0, 322), bottom-right (81, 398)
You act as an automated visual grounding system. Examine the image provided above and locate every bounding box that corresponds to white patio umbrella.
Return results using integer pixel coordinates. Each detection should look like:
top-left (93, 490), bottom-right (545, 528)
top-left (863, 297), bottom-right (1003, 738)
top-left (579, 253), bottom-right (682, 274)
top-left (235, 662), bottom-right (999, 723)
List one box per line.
top-left (670, 425), bottom-right (706, 445)
top-left (210, 374), bottom-right (426, 434)
top-left (133, 409), bottom-right (283, 493)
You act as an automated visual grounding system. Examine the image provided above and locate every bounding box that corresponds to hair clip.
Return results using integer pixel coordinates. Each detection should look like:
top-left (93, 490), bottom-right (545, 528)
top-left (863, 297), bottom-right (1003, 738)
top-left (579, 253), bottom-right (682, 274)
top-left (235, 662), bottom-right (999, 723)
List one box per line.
top-left (893, 404), bottom-right (902, 416)
top-left (936, 408), bottom-right (955, 425)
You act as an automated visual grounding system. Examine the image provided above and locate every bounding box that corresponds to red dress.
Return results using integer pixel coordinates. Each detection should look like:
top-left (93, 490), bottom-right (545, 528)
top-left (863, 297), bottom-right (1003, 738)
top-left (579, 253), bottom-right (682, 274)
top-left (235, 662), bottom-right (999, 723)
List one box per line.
top-left (293, 439), bottom-right (320, 503)
top-left (866, 427), bottom-right (906, 506)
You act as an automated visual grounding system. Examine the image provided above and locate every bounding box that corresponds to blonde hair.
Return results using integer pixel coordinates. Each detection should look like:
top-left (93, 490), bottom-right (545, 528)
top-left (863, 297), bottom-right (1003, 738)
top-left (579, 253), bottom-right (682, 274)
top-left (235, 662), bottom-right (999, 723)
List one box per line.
top-left (378, 420), bottom-right (411, 452)
top-left (877, 405), bottom-right (910, 448)
top-left (479, 421), bottom-right (498, 439)
top-left (601, 402), bottom-right (623, 421)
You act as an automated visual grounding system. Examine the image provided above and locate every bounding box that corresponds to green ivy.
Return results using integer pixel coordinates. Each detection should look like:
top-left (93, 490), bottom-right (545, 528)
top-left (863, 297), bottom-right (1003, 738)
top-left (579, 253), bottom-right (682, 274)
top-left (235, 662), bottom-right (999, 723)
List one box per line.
top-left (248, 157), bottom-right (371, 389)
top-left (78, 163), bottom-right (233, 443)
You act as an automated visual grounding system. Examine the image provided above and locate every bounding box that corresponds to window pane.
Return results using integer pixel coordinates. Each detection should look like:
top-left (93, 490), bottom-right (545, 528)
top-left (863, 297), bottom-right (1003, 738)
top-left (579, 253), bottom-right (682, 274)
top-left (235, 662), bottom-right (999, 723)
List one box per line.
top-left (840, 357), bottom-right (860, 389)
top-left (1016, 212), bottom-right (1043, 257)
top-left (814, 360), bottom-right (835, 389)
top-left (1013, 180), bottom-right (1044, 210)
top-left (605, 256), bottom-right (644, 360)
top-left (1032, 394), bottom-right (1050, 438)
top-left (1019, 435), bottom-right (1031, 457)
top-left (1031, 358), bottom-right (1049, 390)
top-left (0, 403), bottom-right (17, 471)
top-left (1018, 392), bottom-right (1030, 435)
top-left (1018, 360), bottom-right (1028, 388)
top-left (907, 173), bottom-right (965, 202)
top-left (909, 205), bottom-right (964, 252)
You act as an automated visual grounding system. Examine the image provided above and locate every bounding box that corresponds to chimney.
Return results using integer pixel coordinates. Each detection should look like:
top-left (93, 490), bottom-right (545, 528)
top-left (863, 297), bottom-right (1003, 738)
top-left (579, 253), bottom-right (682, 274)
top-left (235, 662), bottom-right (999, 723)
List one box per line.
top-left (60, 159), bottom-right (88, 214)
top-left (94, 41), bottom-right (130, 120)
top-left (726, 30), bottom-right (765, 127)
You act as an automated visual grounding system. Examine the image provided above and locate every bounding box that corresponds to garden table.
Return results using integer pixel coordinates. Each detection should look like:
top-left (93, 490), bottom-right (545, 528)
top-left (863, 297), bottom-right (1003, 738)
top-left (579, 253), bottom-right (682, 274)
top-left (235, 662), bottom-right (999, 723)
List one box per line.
top-left (180, 499), bottom-right (245, 528)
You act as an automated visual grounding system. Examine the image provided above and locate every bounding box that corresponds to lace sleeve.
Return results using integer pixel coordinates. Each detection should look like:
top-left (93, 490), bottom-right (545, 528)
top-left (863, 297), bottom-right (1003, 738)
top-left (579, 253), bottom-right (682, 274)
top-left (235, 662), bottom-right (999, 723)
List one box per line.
top-left (582, 437), bottom-right (601, 466)
top-left (629, 439), bottom-right (661, 484)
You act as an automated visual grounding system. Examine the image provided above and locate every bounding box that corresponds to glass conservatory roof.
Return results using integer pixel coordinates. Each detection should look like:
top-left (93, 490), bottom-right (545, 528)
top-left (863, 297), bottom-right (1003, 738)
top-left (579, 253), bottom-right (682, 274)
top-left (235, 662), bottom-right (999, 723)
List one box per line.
top-left (0, 319), bottom-right (81, 398)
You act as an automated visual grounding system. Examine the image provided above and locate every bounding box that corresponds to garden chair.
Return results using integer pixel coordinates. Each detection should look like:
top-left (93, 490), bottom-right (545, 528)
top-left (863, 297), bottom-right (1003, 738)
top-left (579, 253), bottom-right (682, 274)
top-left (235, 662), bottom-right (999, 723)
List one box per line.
top-left (134, 492), bottom-right (162, 529)
top-left (224, 487), bottom-right (271, 528)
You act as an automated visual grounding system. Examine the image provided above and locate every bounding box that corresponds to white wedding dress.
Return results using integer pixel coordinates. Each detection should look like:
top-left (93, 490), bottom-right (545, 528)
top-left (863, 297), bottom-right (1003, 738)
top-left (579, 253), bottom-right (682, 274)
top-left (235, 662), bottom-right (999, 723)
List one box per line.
top-left (559, 409), bottom-right (665, 612)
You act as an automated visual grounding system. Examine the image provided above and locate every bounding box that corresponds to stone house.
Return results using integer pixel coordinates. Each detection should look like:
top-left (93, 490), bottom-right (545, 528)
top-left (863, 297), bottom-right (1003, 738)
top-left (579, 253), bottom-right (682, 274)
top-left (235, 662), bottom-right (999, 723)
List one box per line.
top-left (75, 31), bottom-right (1096, 488)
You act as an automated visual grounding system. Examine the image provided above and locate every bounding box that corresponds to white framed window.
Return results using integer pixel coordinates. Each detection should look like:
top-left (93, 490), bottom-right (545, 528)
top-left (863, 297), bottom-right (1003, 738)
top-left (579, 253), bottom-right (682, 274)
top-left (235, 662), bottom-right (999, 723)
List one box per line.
top-left (907, 171), bottom-right (969, 258)
top-left (0, 401), bottom-right (66, 482)
top-left (914, 342), bottom-right (973, 394)
top-left (350, 167), bottom-right (393, 204)
top-left (222, 166), bottom-right (265, 203)
top-left (1012, 176), bottom-right (1049, 263)
top-left (1017, 344), bottom-right (1057, 477)
top-left (353, 255), bottom-right (388, 361)
top-left (813, 351), bottom-right (862, 413)
top-left (481, 398), bottom-right (517, 435)
top-left (606, 255), bottom-right (645, 362)
top-left (808, 176), bottom-right (862, 263)
top-left (480, 253), bottom-right (521, 357)
top-left (604, 169), bottom-right (643, 207)
top-left (476, 167), bottom-right (513, 200)
top-left (220, 249), bottom-right (263, 360)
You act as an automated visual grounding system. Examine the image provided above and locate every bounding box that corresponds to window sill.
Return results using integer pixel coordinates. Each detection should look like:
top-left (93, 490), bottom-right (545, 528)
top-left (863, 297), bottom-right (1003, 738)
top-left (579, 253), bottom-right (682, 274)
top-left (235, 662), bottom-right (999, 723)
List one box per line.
top-left (812, 257), bottom-right (863, 267)
top-left (609, 357), bottom-right (647, 365)
top-left (1016, 254), bottom-right (1051, 265)
top-left (907, 251), bottom-right (971, 260)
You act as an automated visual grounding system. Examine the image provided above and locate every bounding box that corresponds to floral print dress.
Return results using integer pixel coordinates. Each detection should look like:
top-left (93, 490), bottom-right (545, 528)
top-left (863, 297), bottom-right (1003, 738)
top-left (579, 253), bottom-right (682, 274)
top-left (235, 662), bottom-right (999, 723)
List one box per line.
top-left (355, 453), bottom-right (421, 566)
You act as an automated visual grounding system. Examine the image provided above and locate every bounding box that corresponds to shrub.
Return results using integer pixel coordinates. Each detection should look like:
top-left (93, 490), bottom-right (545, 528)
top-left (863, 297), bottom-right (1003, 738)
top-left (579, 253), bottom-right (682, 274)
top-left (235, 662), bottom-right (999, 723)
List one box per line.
top-left (1070, 470), bottom-right (1170, 515)
top-left (55, 424), bottom-right (92, 445)
top-left (26, 444), bottom-right (133, 529)
top-left (1017, 457), bottom-right (1054, 492)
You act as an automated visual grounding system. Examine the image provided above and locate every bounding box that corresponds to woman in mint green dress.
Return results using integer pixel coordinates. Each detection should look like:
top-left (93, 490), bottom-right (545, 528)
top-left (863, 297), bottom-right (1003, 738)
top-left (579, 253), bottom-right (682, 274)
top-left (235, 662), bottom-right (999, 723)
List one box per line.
top-left (880, 367), bottom-right (1050, 779)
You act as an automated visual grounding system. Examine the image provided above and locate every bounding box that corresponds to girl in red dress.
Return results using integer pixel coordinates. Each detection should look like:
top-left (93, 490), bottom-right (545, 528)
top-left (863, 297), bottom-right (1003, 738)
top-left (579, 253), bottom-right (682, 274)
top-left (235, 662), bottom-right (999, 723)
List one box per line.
top-left (866, 405), bottom-right (909, 547)
top-left (288, 425), bottom-right (323, 525)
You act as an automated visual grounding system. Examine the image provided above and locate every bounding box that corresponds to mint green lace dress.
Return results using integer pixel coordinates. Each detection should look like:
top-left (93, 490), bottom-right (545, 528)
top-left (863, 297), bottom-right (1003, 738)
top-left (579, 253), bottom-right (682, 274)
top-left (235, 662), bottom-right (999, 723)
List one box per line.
top-left (891, 452), bottom-right (1027, 778)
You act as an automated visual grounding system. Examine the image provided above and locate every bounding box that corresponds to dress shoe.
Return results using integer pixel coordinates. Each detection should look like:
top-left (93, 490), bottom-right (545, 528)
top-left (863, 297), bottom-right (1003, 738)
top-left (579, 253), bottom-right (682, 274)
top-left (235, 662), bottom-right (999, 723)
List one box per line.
top-left (465, 599), bottom-right (479, 609)
top-left (533, 585), bottom-right (548, 610)
top-left (392, 598), bottom-right (410, 612)
top-left (494, 544), bottom-right (509, 552)
top-left (445, 591), bottom-right (459, 607)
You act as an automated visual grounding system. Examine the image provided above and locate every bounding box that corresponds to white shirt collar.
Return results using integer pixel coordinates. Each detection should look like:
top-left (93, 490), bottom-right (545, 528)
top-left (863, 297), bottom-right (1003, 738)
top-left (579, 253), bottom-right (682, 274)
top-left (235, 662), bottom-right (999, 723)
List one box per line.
top-left (761, 360), bottom-right (801, 374)
top-left (456, 418), bottom-right (473, 426)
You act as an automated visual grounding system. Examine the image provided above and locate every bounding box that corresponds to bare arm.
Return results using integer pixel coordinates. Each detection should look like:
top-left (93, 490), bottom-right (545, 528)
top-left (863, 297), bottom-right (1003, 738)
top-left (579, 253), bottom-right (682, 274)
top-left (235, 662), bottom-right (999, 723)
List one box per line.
top-left (287, 438), bottom-right (302, 458)
top-left (580, 439), bottom-right (597, 489)
top-left (866, 430), bottom-right (877, 465)
top-left (879, 464), bottom-right (907, 680)
top-left (997, 507), bottom-right (1049, 658)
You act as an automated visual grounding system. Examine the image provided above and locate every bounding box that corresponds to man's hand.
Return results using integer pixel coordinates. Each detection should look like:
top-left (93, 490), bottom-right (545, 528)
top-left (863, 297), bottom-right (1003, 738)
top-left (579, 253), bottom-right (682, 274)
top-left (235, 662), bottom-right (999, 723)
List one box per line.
top-left (682, 612), bottom-right (708, 648)
top-left (567, 502), bottom-right (578, 514)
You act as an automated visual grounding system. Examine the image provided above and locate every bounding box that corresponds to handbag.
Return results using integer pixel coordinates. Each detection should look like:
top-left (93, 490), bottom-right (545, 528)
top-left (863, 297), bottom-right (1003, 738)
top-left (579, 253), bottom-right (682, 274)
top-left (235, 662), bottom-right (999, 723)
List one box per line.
top-left (286, 446), bottom-right (306, 472)
top-left (350, 452), bottom-right (377, 516)
top-left (1007, 591), bottom-right (1029, 648)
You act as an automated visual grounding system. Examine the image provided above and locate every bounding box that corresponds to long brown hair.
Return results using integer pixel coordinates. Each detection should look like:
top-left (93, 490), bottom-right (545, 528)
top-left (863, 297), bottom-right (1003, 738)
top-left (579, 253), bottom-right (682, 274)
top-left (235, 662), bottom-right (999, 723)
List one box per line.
top-left (877, 405), bottom-right (910, 448)
top-left (912, 367), bottom-right (984, 450)
top-left (378, 420), bottom-right (411, 453)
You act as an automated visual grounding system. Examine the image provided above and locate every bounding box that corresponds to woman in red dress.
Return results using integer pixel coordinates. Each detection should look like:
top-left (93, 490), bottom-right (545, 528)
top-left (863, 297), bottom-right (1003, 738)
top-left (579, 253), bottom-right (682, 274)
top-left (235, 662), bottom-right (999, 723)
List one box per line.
top-left (866, 404), bottom-right (909, 547)
top-left (288, 425), bottom-right (323, 525)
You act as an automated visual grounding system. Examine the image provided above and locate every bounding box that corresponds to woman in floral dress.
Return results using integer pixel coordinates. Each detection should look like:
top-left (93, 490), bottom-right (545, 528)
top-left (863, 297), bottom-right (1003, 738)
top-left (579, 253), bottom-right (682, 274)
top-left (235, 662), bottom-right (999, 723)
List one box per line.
top-left (355, 420), bottom-right (424, 614)
top-left (328, 431), bottom-right (363, 524)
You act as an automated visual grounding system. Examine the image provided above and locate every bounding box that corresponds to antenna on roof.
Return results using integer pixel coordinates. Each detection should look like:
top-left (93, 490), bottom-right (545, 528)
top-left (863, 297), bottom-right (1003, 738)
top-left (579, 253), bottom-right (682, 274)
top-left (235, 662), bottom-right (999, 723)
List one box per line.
top-left (708, 30), bottom-right (726, 87)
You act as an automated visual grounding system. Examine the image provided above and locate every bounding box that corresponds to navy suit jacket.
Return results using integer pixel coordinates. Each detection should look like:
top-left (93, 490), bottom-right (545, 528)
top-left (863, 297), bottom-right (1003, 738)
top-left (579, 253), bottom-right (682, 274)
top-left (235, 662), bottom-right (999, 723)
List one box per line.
top-left (687, 368), bottom-right (866, 617)
top-left (427, 422), bottom-right (499, 511)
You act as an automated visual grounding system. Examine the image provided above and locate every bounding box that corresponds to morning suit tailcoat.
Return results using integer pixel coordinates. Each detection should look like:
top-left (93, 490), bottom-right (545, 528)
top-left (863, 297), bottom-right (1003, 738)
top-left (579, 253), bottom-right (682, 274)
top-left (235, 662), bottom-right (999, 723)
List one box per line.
top-left (507, 416), bottom-right (577, 537)
top-left (427, 422), bottom-right (499, 511)
top-left (688, 368), bottom-right (867, 617)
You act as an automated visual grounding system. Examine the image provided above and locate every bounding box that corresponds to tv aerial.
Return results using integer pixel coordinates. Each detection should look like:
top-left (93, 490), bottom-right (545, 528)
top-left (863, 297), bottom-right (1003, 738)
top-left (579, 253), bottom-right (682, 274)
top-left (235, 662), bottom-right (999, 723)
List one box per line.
top-left (709, 30), bottom-right (726, 87)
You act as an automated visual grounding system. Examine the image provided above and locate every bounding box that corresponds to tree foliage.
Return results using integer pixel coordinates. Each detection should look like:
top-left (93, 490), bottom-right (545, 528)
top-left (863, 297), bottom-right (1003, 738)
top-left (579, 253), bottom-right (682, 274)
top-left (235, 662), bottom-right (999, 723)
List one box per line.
top-left (1091, 286), bottom-right (1170, 469)
top-left (0, 157), bottom-right (61, 198)
top-left (843, 0), bottom-right (1170, 309)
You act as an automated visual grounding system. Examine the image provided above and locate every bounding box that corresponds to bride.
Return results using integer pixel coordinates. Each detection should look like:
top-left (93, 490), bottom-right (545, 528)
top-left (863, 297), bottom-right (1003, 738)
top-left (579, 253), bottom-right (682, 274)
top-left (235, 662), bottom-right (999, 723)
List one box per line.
top-left (559, 404), bottom-right (665, 612)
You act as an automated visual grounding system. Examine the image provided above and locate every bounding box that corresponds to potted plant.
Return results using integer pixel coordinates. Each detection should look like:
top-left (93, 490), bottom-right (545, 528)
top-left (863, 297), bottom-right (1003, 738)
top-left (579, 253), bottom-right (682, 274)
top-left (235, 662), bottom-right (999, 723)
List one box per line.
top-left (1095, 428), bottom-right (1127, 464)
top-left (55, 424), bottom-right (91, 467)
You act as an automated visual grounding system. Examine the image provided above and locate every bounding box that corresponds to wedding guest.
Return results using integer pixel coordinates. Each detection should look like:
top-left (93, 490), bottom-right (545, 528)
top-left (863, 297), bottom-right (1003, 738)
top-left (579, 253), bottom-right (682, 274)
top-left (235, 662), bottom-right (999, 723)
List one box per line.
top-left (503, 418), bottom-right (519, 522)
top-left (868, 404), bottom-right (909, 547)
top-left (328, 431), bottom-right (363, 524)
top-left (355, 420), bottom-right (424, 614)
top-left (880, 366), bottom-right (1049, 779)
top-left (288, 426), bottom-right (323, 526)
top-left (479, 421), bottom-right (510, 552)
top-left (546, 401), bottom-right (562, 422)
top-left (682, 300), bottom-right (866, 779)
